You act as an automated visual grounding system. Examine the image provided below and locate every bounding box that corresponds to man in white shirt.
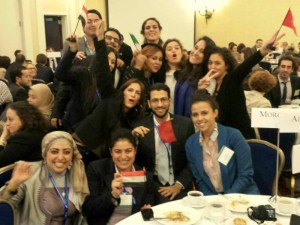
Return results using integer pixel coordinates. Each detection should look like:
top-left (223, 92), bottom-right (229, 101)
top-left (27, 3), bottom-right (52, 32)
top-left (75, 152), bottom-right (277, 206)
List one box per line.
top-left (133, 83), bottom-right (194, 204)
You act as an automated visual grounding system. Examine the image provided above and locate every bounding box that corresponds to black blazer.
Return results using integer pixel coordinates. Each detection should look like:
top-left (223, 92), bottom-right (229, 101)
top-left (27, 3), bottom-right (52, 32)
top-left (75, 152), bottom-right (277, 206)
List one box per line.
top-left (0, 129), bottom-right (45, 167)
top-left (82, 158), bottom-right (155, 225)
top-left (265, 75), bottom-right (300, 108)
top-left (35, 63), bottom-right (54, 84)
top-left (133, 114), bottom-right (194, 190)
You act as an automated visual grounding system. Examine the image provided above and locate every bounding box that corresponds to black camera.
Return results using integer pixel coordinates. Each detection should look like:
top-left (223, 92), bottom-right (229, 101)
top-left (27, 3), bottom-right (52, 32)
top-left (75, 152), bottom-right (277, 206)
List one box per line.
top-left (247, 205), bottom-right (277, 224)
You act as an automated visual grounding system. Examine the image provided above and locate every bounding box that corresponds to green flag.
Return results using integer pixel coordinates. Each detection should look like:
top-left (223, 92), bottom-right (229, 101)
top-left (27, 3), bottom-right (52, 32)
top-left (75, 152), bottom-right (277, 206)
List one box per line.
top-left (129, 33), bottom-right (141, 50)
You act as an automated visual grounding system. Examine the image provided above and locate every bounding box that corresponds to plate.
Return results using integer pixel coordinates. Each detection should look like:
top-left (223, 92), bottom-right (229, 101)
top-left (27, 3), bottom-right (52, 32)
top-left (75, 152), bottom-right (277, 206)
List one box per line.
top-left (269, 200), bottom-right (296, 217)
top-left (203, 208), bottom-right (231, 221)
top-left (224, 194), bottom-right (251, 213)
top-left (154, 206), bottom-right (201, 225)
top-left (181, 196), bottom-right (207, 208)
top-left (225, 217), bottom-right (256, 225)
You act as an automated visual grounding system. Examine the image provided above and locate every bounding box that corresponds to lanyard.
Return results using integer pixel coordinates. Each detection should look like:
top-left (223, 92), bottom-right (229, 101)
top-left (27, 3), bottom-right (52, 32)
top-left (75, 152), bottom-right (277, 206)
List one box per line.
top-left (49, 172), bottom-right (69, 225)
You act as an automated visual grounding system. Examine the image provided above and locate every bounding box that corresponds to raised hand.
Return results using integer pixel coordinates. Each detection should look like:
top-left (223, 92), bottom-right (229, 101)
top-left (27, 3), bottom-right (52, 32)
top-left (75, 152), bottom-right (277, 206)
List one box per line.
top-left (96, 20), bottom-right (106, 41)
top-left (111, 173), bottom-right (123, 199)
top-left (9, 161), bottom-right (33, 189)
top-left (66, 34), bottom-right (78, 52)
top-left (133, 50), bottom-right (147, 70)
top-left (198, 69), bottom-right (219, 90)
top-left (260, 30), bottom-right (285, 56)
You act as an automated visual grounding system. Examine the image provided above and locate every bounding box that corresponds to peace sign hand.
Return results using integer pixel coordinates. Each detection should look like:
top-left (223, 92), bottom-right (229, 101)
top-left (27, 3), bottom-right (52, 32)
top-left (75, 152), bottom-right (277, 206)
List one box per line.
top-left (198, 69), bottom-right (219, 90)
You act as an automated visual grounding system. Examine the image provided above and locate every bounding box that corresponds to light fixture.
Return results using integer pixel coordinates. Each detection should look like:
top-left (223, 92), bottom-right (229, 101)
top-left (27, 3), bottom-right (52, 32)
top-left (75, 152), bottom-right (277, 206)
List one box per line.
top-left (198, 5), bottom-right (214, 23)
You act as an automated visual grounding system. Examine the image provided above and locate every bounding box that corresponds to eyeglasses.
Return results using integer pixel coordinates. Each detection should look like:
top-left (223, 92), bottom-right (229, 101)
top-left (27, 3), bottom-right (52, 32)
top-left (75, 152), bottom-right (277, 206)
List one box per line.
top-left (27, 67), bottom-right (36, 70)
top-left (105, 35), bottom-right (120, 43)
top-left (86, 19), bottom-right (100, 25)
top-left (150, 97), bottom-right (169, 104)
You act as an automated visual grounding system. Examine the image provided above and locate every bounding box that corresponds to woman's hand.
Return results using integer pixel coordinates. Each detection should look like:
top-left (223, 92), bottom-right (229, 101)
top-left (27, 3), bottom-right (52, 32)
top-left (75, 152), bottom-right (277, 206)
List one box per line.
top-left (96, 20), bottom-right (106, 41)
top-left (117, 58), bottom-right (125, 68)
top-left (132, 126), bottom-right (150, 138)
top-left (260, 30), bottom-right (285, 56)
top-left (66, 34), bottom-right (78, 52)
top-left (133, 50), bottom-right (147, 70)
top-left (198, 69), bottom-right (219, 90)
top-left (0, 123), bottom-right (10, 143)
top-left (111, 173), bottom-right (123, 199)
top-left (9, 161), bottom-right (32, 189)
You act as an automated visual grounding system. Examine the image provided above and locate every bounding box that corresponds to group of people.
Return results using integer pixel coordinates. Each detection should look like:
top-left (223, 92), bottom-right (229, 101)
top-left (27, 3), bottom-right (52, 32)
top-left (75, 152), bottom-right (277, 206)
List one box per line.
top-left (0, 7), bottom-right (299, 225)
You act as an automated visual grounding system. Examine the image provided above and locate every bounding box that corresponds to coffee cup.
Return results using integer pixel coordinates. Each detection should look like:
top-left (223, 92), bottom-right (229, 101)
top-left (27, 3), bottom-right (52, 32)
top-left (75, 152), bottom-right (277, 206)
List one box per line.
top-left (207, 201), bottom-right (226, 223)
top-left (277, 197), bottom-right (294, 214)
top-left (187, 191), bottom-right (203, 205)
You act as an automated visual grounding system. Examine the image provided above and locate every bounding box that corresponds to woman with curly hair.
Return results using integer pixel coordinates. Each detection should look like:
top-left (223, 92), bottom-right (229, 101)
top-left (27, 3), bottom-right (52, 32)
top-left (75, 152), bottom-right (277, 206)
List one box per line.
top-left (198, 30), bottom-right (284, 138)
top-left (0, 101), bottom-right (49, 167)
top-left (244, 70), bottom-right (277, 117)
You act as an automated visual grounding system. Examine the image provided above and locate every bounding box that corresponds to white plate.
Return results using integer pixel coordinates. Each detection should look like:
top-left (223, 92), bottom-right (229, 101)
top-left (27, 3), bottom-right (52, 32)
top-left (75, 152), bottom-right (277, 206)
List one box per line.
top-left (181, 196), bottom-right (207, 208)
top-left (203, 208), bottom-right (231, 221)
top-left (269, 200), bottom-right (296, 217)
top-left (224, 194), bottom-right (251, 213)
top-left (225, 217), bottom-right (256, 225)
top-left (154, 206), bottom-right (201, 225)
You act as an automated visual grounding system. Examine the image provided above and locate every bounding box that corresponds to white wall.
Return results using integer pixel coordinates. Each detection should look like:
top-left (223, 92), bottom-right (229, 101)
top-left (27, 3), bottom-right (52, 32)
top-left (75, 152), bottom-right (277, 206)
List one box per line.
top-left (0, 0), bottom-right (23, 60)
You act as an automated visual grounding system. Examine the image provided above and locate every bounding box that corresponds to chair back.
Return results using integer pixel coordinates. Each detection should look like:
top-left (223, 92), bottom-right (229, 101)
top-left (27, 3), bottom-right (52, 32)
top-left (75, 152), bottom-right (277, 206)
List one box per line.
top-left (0, 164), bottom-right (14, 188)
top-left (247, 139), bottom-right (285, 195)
top-left (0, 199), bottom-right (15, 225)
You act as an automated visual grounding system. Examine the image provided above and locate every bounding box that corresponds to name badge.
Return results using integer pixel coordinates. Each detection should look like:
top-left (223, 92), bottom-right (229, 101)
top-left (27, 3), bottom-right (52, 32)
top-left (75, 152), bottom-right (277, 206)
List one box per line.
top-left (295, 89), bottom-right (300, 96)
top-left (218, 146), bottom-right (234, 166)
top-left (120, 194), bottom-right (133, 206)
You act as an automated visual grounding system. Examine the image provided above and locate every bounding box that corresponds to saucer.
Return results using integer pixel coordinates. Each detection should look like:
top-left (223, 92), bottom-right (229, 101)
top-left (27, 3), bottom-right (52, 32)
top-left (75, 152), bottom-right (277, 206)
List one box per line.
top-left (203, 208), bottom-right (231, 221)
top-left (181, 196), bottom-right (207, 208)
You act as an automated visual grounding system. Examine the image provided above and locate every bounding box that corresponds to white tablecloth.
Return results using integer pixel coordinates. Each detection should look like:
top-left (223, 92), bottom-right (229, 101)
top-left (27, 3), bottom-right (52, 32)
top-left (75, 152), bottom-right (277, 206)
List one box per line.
top-left (116, 195), bottom-right (293, 225)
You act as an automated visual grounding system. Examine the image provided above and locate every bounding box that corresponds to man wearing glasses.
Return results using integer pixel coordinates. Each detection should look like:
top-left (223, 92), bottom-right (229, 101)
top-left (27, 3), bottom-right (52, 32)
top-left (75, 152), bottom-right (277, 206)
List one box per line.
top-left (132, 83), bottom-right (194, 204)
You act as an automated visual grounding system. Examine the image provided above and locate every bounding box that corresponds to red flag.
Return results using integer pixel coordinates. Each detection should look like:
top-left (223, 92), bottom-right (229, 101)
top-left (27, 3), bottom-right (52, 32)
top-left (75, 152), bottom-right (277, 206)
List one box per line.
top-left (79, 5), bottom-right (88, 29)
top-left (282, 8), bottom-right (298, 36)
top-left (157, 120), bottom-right (176, 143)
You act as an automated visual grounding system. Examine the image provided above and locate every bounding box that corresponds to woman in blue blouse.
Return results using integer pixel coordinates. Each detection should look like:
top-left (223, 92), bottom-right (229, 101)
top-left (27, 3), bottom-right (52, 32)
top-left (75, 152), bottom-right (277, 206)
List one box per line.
top-left (185, 90), bottom-right (259, 195)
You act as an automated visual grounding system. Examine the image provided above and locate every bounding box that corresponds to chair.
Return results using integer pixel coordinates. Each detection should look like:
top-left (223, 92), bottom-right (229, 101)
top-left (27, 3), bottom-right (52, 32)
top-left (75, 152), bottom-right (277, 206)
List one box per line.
top-left (0, 199), bottom-right (15, 225)
top-left (0, 164), bottom-right (14, 188)
top-left (247, 139), bottom-right (285, 195)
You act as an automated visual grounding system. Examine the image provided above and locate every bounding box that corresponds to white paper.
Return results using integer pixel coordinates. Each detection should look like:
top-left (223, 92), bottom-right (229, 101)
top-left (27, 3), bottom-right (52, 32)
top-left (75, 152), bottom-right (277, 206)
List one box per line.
top-left (120, 194), bottom-right (133, 206)
top-left (292, 144), bottom-right (300, 174)
top-left (218, 146), bottom-right (234, 166)
top-left (251, 108), bottom-right (300, 133)
top-left (46, 51), bottom-right (61, 58)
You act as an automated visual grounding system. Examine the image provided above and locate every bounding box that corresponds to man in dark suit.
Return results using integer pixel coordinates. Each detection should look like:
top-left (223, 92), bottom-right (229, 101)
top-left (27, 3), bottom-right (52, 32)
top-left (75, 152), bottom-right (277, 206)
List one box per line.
top-left (8, 65), bottom-right (31, 101)
top-left (36, 53), bottom-right (54, 84)
top-left (133, 83), bottom-right (194, 204)
top-left (266, 55), bottom-right (300, 108)
top-left (251, 38), bottom-right (263, 55)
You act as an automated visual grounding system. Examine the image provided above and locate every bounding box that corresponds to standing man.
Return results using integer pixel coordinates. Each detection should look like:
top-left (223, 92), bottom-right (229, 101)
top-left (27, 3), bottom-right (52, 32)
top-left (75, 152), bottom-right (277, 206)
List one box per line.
top-left (266, 55), bottom-right (300, 107)
top-left (251, 39), bottom-right (263, 54)
top-left (133, 83), bottom-right (194, 204)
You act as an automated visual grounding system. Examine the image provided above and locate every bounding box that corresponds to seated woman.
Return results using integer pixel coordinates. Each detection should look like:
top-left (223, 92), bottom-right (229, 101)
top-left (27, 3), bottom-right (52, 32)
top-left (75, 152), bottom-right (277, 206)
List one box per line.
top-left (0, 101), bottom-right (49, 167)
top-left (82, 128), bottom-right (154, 225)
top-left (0, 131), bottom-right (89, 224)
top-left (185, 90), bottom-right (259, 195)
top-left (27, 83), bottom-right (55, 121)
top-left (244, 69), bottom-right (277, 117)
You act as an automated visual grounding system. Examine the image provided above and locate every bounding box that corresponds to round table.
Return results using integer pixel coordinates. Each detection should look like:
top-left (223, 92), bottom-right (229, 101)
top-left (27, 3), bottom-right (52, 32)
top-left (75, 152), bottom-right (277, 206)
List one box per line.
top-left (116, 194), bottom-right (293, 225)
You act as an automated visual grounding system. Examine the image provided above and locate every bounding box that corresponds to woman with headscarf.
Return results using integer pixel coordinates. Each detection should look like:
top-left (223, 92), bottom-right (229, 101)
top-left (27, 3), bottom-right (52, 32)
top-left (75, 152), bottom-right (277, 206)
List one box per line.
top-left (0, 131), bottom-right (89, 225)
top-left (28, 83), bottom-right (55, 121)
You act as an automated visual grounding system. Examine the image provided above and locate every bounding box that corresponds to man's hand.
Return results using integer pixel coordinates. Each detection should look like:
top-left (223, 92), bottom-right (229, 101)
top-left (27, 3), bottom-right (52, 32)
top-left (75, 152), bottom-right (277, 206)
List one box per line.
top-left (158, 183), bottom-right (183, 200)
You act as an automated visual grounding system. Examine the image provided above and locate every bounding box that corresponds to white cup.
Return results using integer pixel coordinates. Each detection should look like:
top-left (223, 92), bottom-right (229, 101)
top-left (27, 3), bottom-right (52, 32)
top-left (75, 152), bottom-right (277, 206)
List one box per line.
top-left (207, 201), bottom-right (226, 223)
top-left (187, 190), bottom-right (203, 205)
top-left (277, 197), bottom-right (294, 214)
